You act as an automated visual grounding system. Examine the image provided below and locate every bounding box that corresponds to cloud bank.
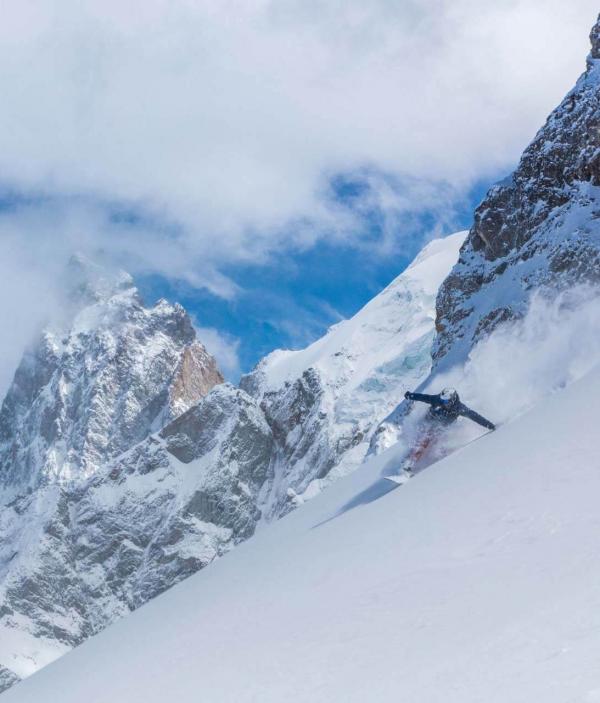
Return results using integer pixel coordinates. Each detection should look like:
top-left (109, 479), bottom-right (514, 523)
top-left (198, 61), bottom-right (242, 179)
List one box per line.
top-left (0, 1), bottom-right (596, 262)
top-left (0, 1), bottom-right (597, 389)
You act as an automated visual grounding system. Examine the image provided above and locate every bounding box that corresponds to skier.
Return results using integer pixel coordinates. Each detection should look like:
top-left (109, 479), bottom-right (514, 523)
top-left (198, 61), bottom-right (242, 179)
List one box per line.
top-left (400, 388), bottom-right (495, 475)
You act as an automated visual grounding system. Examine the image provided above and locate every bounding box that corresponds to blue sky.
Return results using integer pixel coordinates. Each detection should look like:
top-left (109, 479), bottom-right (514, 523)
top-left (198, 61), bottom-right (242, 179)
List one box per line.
top-left (136, 179), bottom-right (493, 380)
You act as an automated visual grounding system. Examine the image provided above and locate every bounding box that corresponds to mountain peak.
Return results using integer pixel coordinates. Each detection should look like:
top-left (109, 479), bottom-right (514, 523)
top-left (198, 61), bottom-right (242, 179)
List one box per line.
top-left (590, 14), bottom-right (600, 60)
top-left (65, 253), bottom-right (134, 304)
top-left (0, 255), bottom-right (223, 495)
top-left (434, 13), bottom-right (600, 365)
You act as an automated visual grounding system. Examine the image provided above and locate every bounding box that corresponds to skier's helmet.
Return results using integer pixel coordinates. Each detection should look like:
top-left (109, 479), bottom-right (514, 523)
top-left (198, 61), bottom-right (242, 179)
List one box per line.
top-left (440, 387), bottom-right (458, 403)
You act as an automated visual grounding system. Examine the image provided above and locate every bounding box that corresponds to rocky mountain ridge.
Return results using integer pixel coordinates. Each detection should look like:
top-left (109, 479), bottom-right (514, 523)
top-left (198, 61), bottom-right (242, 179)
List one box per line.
top-left (0, 256), bottom-right (223, 498)
top-left (241, 231), bottom-right (466, 518)
top-left (0, 258), bottom-right (225, 687)
top-left (434, 15), bottom-right (600, 367)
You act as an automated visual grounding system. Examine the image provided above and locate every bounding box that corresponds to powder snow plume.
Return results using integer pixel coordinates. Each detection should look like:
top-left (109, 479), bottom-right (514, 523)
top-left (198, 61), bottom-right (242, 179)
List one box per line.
top-left (435, 286), bottom-right (600, 433)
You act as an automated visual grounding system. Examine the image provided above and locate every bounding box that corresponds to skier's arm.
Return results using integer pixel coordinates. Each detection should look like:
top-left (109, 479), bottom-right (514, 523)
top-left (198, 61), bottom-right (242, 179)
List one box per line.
top-left (459, 404), bottom-right (496, 430)
top-left (404, 392), bottom-right (439, 406)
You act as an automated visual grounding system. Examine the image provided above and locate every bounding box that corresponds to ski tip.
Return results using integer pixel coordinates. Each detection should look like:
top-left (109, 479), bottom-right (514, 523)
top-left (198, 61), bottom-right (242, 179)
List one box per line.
top-left (384, 473), bottom-right (412, 485)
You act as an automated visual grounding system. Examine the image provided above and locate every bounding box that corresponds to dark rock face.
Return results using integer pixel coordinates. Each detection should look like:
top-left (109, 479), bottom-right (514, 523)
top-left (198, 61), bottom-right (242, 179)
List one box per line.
top-left (591, 16), bottom-right (600, 60)
top-left (0, 385), bottom-right (271, 679)
top-left (257, 369), bottom-right (335, 518)
top-left (0, 666), bottom-right (20, 694)
top-left (0, 267), bottom-right (222, 494)
top-left (434, 14), bottom-right (600, 365)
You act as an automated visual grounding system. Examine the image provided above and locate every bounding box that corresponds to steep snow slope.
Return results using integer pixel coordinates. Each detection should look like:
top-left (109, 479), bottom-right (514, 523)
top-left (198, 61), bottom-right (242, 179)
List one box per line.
top-left (7, 364), bottom-right (600, 703)
top-left (242, 231), bottom-right (465, 516)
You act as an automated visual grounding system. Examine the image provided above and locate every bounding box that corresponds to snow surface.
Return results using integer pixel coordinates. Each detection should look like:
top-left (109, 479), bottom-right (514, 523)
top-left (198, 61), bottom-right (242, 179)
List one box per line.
top-left (6, 361), bottom-right (600, 703)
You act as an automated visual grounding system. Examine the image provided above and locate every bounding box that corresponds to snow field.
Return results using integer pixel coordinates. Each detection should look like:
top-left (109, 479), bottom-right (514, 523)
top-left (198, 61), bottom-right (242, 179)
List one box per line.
top-left (5, 361), bottom-right (600, 703)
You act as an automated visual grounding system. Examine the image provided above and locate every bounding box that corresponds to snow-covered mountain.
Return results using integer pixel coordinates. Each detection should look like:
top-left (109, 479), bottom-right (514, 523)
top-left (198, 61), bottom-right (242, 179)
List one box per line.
top-left (3, 12), bottom-right (600, 695)
top-left (0, 257), bottom-right (225, 688)
top-left (241, 231), bottom-right (465, 517)
top-left (0, 234), bottom-right (463, 691)
top-left (0, 255), bottom-right (222, 496)
top-left (434, 15), bottom-right (600, 368)
top-left (4, 359), bottom-right (599, 703)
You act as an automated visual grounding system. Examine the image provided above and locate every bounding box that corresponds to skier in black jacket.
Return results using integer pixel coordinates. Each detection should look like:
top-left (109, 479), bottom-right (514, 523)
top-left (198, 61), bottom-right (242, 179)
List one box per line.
top-left (404, 388), bottom-right (495, 430)
top-left (400, 388), bottom-right (495, 474)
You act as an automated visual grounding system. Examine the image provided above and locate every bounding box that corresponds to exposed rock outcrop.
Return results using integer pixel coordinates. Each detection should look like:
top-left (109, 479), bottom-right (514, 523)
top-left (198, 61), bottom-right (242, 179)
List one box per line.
top-left (0, 258), bottom-right (222, 495)
top-left (435, 14), bottom-right (600, 366)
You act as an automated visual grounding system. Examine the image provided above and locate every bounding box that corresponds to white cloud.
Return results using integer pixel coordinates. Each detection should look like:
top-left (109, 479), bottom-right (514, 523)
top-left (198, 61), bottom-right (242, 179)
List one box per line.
top-left (0, 0), bottom-right (596, 260)
top-left (194, 325), bottom-right (241, 381)
top-left (0, 220), bottom-right (66, 397)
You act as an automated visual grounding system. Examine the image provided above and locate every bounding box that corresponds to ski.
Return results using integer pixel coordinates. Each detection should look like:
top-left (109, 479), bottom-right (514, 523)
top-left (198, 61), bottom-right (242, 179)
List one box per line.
top-left (383, 426), bottom-right (499, 485)
top-left (384, 470), bottom-right (413, 485)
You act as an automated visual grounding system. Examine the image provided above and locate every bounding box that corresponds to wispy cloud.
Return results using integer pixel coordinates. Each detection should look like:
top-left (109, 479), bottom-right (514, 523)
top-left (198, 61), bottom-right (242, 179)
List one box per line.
top-left (194, 325), bottom-right (241, 381)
